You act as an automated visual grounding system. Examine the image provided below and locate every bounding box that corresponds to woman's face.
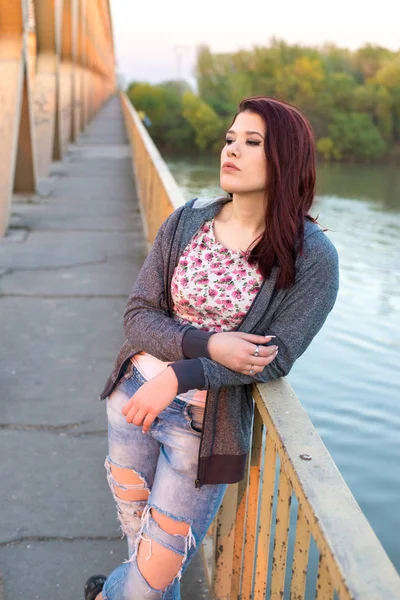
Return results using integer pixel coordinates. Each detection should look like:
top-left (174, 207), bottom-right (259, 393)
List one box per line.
top-left (220, 110), bottom-right (267, 195)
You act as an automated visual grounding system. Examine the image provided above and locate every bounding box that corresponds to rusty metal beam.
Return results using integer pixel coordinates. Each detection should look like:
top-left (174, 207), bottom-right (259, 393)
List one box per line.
top-left (78, 0), bottom-right (86, 131)
top-left (32, 0), bottom-right (58, 177)
top-left (70, 0), bottom-right (81, 141)
top-left (0, 0), bottom-right (36, 235)
top-left (54, 0), bottom-right (74, 159)
top-left (14, 55), bottom-right (38, 194)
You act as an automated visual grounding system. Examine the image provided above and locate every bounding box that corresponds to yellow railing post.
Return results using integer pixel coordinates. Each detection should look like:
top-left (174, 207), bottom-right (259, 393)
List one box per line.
top-left (119, 92), bottom-right (185, 251)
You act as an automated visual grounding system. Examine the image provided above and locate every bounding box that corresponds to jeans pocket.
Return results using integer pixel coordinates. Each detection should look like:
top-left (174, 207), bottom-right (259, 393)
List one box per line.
top-left (187, 404), bottom-right (205, 433)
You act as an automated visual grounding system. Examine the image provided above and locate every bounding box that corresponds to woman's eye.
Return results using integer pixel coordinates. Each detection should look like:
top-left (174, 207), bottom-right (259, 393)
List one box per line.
top-left (225, 139), bottom-right (260, 146)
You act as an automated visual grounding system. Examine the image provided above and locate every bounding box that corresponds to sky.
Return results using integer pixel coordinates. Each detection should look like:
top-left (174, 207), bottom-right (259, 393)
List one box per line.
top-left (109, 0), bottom-right (399, 90)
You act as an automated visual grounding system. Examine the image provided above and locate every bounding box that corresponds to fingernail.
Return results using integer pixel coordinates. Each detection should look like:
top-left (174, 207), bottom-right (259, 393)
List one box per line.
top-left (265, 335), bottom-right (276, 338)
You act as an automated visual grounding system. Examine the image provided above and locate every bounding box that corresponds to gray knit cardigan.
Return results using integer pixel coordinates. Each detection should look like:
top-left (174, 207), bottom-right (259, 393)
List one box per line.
top-left (100, 196), bottom-right (340, 489)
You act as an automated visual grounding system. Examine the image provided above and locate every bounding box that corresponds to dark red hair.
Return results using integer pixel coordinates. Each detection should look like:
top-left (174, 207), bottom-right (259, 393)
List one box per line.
top-left (227, 96), bottom-right (326, 290)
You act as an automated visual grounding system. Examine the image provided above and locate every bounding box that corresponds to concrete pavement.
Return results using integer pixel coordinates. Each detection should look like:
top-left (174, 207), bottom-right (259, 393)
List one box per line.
top-left (0, 96), bottom-right (208, 599)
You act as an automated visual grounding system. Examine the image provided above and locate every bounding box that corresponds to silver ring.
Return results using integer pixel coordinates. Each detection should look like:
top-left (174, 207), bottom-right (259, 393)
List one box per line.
top-left (249, 365), bottom-right (255, 375)
top-left (253, 344), bottom-right (260, 357)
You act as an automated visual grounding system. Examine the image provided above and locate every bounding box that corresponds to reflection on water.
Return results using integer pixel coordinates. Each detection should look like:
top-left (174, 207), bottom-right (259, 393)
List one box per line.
top-left (165, 152), bottom-right (400, 575)
top-left (317, 162), bottom-right (400, 212)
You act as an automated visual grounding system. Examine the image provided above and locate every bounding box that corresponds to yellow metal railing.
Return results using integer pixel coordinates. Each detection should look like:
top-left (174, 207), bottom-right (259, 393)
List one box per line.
top-left (120, 91), bottom-right (185, 250)
top-left (120, 91), bottom-right (400, 599)
top-left (208, 383), bottom-right (400, 599)
top-left (0, 0), bottom-right (116, 236)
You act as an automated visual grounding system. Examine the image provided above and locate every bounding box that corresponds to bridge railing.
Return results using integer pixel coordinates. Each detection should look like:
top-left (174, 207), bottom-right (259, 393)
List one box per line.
top-left (120, 91), bottom-right (400, 599)
top-left (0, 0), bottom-right (116, 237)
top-left (120, 91), bottom-right (185, 249)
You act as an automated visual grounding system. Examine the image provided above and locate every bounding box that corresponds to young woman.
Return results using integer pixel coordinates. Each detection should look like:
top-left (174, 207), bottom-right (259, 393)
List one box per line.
top-left (84, 96), bottom-right (339, 600)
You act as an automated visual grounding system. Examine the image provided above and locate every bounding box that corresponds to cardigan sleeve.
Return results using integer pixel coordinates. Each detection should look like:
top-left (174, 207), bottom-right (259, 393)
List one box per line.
top-left (168, 231), bottom-right (339, 394)
top-left (123, 204), bottom-right (215, 362)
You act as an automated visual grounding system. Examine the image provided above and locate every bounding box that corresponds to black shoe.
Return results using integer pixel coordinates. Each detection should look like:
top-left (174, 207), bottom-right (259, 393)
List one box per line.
top-left (84, 574), bottom-right (107, 600)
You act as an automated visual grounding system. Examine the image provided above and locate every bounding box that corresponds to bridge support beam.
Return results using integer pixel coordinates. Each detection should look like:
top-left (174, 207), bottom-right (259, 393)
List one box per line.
top-left (32, 0), bottom-right (57, 177)
top-left (0, 0), bottom-right (37, 236)
top-left (0, 0), bottom-right (116, 238)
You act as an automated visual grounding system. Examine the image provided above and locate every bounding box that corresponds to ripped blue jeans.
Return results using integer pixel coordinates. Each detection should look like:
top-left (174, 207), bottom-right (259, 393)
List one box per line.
top-left (102, 362), bottom-right (228, 599)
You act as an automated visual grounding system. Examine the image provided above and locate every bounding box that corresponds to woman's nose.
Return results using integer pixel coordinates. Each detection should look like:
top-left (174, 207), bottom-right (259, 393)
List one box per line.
top-left (227, 146), bottom-right (238, 157)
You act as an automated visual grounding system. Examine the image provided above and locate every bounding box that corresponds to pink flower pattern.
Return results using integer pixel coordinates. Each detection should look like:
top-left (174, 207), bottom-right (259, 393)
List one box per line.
top-left (171, 217), bottom-right (264, 333)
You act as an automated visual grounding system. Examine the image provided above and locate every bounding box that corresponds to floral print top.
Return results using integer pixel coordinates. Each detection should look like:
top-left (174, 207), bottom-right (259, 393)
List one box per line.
top-left (171, 217), bottom-right (264, 331)
top-left (131, 216), bottom-right (264, 407)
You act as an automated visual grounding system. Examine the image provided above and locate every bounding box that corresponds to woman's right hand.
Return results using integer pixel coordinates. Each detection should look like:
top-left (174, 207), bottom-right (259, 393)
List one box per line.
top-left (207, 332), bottom-right (278, 375)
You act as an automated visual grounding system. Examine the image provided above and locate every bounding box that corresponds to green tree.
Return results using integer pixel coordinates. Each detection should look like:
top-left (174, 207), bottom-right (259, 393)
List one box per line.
top-left (126, 81), bottom-right (195, 151)
top-left (327, 112), bottom-right (386, 161)
top-left (125, 39), bottom-right (400, 163)
top-left (352, 44), bottom-right (395, 81)
top-left (352, 83), bottom-right (379, 113)
top-left (182, 91), bottom-right (223, 150)
top-left (324, 72), bottom-right (356, 111)
top-left (195, 45), bottom-right (238, 116)
top-left (316, 137), bottom-right (340, 161)
top-left (376, 87), bottom-right (394, 142)
top-left (372, 57), bottom-right (400, 143)
top-left (275, 56), bottom-right (325, 111)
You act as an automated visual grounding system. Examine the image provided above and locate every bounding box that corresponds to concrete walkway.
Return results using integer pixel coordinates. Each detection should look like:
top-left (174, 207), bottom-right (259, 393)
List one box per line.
top-left (0, 96), bottom-right (208, 599)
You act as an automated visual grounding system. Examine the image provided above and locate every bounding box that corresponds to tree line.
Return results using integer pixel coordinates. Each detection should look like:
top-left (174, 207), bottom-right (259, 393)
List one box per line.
top-left (126, 38), bottom-right (400, 163)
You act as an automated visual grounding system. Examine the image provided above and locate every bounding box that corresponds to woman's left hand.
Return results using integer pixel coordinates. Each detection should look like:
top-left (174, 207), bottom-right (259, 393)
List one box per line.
top-left (121, 366), bottom-right (179, 433)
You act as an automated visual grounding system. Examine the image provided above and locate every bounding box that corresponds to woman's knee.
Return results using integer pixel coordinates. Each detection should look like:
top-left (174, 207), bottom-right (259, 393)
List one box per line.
top-left (131, 505), bottom-right (197, 590)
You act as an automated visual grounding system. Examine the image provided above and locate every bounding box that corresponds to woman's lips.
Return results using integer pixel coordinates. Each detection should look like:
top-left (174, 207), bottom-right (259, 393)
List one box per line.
top-left (222, 165), bottom-right (240, 171)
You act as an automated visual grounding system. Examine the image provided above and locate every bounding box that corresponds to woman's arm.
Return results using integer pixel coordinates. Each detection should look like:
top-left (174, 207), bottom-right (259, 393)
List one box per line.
top-left (122, 203), bottom-right (269, 365)
top-left (123, 204), bottom-right (216, 361)
top-left (168, 231), bottom-right (340, 393)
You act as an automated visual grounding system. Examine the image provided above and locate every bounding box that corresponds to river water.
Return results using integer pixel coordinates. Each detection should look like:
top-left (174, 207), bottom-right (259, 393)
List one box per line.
top-left (165, 153), bottom-right (400, 582)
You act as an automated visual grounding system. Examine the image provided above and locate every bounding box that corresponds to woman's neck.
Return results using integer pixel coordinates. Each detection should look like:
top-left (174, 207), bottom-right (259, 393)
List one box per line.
top-left (221, 194), bottom-right (267, 238)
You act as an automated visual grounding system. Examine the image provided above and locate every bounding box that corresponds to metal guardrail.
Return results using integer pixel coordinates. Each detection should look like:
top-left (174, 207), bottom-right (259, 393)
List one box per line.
top-left (119, 91), bottom-right (185, 251)
top-left (0, 0), bottom-right (116, 236)
top-left (208, 383), bottom-right (400, 599)
top-left (120, 92), bottom-right (400, 599)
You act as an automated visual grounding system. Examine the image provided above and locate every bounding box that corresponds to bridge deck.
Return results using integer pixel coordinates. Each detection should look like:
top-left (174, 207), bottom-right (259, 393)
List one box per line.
top-left (0, 96), bottom-right (208, 599)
